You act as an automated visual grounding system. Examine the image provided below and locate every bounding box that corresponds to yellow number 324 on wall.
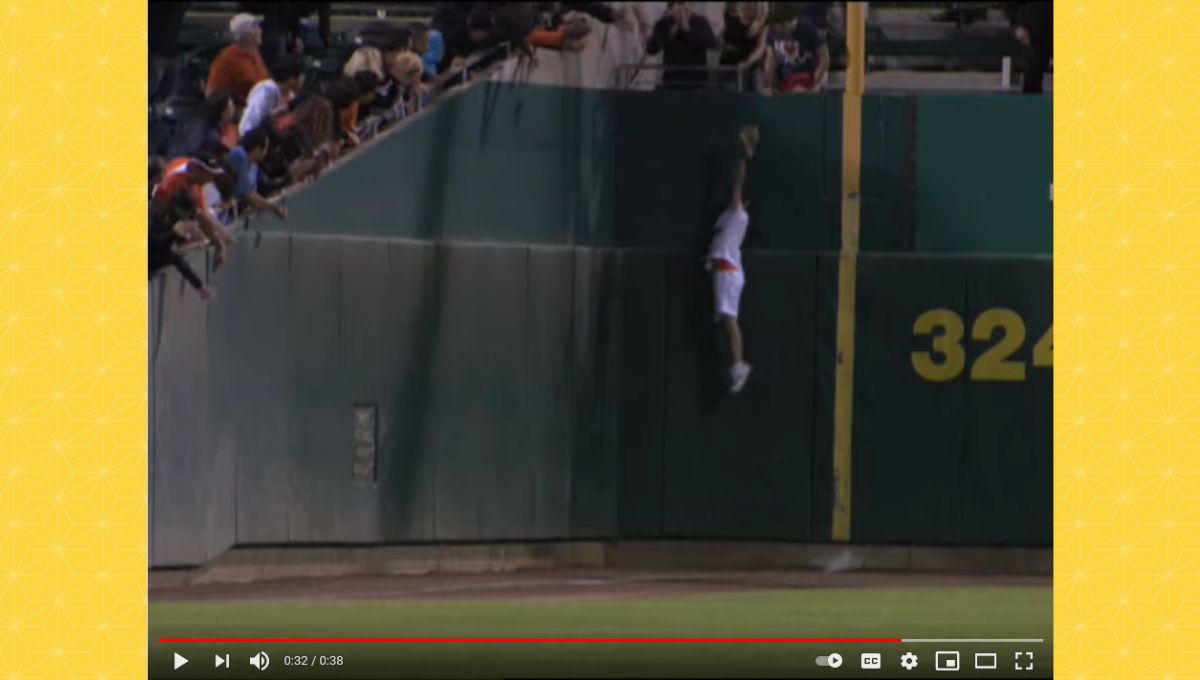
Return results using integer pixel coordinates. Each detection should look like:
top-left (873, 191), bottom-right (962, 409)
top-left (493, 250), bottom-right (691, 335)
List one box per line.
top-left (911, 308), bottom-right (1052, 382)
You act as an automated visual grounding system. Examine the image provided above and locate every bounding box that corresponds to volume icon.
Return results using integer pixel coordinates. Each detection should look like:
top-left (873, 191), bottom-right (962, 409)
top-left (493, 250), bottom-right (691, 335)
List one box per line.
top-left (250, 651), bottom-right (270, 671)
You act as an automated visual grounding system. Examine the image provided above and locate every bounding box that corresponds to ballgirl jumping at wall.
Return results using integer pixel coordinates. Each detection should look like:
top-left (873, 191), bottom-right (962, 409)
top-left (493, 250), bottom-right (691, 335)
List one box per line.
top-left (706, 124), bottom-right (758, 394)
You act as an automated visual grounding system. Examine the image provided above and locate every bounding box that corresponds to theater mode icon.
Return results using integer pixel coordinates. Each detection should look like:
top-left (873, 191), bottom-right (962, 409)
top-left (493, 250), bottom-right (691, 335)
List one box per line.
top-left (975, 652), bottom-right (998, 670)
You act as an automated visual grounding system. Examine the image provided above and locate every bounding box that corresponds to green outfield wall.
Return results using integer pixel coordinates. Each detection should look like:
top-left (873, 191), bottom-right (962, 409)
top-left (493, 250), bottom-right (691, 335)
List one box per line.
top-left (149, 84), bottom-right (1050, 567)
top-left (149, 238), bottom-right (1050, 567)
top-left (272, 83), bottom-right (1050, 254)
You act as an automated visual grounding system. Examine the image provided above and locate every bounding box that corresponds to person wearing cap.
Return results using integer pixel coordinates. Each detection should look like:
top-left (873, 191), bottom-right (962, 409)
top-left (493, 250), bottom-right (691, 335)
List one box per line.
top-left (151, 158), bottom-right (232, 267)
top-left (206, 12), bottom-right (271, 107)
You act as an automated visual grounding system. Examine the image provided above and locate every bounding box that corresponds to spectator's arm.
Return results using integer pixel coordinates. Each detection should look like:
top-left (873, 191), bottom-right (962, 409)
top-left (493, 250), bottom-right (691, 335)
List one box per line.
top-left (748, 2), bottom-right (769, 37)
top-left (813, 44), bottom-right (830, 88)
top-left (245, 191), bottom-right (288, 220)
top-left (339, 102), bottom-right (359, 139)
top-left (730, 155), bottom-right (747, 208)
top-left (646, 17), bottom-right (671, 55)
top-left (168, 250), bottom-right (206, 291)
top-left (238, 88), bottom-right (271, 137)
top-left (527, 26), bottom-right (567, 49)
top-left (763, 46), bottom-right (777, 93)
top-left (194, 208), bottom-right (229, 265)
top-left (742, 24), bottom-right (769, 68)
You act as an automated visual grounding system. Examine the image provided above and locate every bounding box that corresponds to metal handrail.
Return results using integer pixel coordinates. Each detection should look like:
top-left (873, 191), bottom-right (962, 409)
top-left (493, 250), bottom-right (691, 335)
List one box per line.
top-left (615, 62), bottom-right (753, 91)
top-left (430, 42), bottom-right (512, 96)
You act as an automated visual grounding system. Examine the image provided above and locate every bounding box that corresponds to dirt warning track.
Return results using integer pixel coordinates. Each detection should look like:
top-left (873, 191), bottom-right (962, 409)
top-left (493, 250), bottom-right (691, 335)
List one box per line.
top-left (149, 568), bottom-right (1051, 604)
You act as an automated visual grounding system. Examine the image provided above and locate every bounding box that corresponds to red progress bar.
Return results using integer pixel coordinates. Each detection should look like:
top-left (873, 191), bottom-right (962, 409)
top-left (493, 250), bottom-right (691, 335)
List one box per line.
top-left (160, 638), bottom-right (903, 644)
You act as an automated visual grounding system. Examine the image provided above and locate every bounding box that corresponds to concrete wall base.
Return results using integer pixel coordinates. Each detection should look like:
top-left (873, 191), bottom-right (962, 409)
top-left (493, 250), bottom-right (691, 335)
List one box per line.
top-left (152, 540), bottom-right (1051, 589)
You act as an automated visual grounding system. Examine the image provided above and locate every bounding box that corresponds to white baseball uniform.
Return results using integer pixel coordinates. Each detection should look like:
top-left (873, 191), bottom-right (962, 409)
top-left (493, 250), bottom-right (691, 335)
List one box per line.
top-left (708, 205), bottom-right (749, 319)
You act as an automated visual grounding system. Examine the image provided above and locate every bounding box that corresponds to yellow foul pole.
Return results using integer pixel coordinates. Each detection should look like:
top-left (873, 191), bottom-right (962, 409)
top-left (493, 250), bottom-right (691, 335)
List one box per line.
top-left (832, 2), bottom-right (867, 542)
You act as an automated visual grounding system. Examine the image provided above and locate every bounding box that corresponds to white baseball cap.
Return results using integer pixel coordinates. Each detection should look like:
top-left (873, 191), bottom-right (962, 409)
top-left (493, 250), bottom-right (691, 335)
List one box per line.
top-left (229, 12), bottom-right (263, 38)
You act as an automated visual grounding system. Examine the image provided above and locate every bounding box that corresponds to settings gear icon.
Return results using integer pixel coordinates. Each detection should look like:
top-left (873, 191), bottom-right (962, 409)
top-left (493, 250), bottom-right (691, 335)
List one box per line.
top-left (900, 652), bottom-right (919, 670)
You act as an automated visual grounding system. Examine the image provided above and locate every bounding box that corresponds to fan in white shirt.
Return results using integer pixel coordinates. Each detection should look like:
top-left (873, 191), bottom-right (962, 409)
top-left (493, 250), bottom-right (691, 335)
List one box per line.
top-left (238, 56), bottom-right (306, 137)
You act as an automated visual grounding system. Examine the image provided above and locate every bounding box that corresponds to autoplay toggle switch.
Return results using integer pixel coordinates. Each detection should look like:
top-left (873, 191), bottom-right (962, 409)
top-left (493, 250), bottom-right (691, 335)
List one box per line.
top-left (816, 653), bottom-right (844, 668)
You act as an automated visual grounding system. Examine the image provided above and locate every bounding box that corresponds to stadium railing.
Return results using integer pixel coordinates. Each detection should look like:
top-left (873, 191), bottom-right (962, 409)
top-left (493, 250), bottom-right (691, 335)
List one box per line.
top-left (613, 63), bottom-right (757, 92)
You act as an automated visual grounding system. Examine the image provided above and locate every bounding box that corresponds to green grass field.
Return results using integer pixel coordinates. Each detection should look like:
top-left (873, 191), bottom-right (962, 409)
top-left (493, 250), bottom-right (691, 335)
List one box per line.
top-left (151, 586), bottom-right (1051, 678)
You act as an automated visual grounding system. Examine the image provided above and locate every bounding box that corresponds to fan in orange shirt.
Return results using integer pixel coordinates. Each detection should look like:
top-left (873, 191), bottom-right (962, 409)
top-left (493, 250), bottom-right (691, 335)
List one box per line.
top-left (151, 158), bottom-right (232, 266)
top-left (206, 13), bottom-right (271, 107)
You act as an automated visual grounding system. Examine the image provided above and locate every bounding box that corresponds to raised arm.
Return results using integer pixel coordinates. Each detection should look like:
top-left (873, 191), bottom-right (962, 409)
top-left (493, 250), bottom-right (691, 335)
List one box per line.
top-left (646, 16), bottom-right (671, 55)
top-left (730, 125), bottom-right (759, 208)
top-left (730, 155), bottom-right (747, 209)
top-left (813, 44), bottom-right (830, 89)
top-left (741, 23), bottom-right (769, 68)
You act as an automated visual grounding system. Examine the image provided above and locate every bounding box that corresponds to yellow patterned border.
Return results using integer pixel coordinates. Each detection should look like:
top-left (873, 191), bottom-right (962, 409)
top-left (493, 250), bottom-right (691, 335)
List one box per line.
top-left (0, 0), bottom-right (147, 678)
top-left (1056, 0), bottom-right (1200, 678)
top-left (1, 0), bottom-right (1198, 678)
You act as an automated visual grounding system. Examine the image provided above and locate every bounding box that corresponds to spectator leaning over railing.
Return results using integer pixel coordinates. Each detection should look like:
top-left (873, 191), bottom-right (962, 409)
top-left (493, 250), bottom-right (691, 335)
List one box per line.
top-left (228, 126), bottom-right (289, 222)
top-left (239, 56), bottom-right (306, 138)
top-left (763, 5), bottom-right (829, 94)
top-left (409, 22), bottom-right (444, 81)
top-left (207, 13), bottom-right (271, 109)
top-left (390, 52), bottom-right (427, 119)
top-left (150, 189), bottom-right (215, 302)
top-left (720, 2), bottom-right (769, 91)
top-left (647, 1), bottom-right (718, 91)
top-left (199, 155), bottom-right (240, 228)
top-left (256, 93), bottom-right (338, 192)
top-left (344, 25), bottom-right (408, 81)
top-left (151, 158), bottom-right (231, 267)
top-left (326, 71), bottom-right (383, 148)
top-left (346, 34), bottom-right (426, 135)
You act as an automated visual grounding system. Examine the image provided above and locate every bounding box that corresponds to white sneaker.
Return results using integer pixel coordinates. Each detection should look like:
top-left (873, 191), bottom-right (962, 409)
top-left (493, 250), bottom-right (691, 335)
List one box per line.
top-left (730, 362), bottom-right (752, 394)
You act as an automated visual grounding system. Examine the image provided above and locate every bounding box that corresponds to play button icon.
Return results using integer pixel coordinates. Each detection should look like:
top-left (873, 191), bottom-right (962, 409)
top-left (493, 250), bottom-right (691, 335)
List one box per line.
top-left (173, 653), bottom-right (188, 670)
